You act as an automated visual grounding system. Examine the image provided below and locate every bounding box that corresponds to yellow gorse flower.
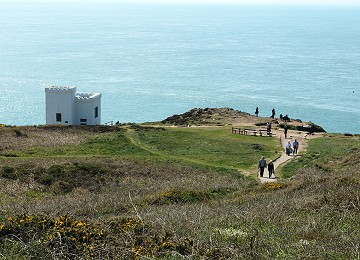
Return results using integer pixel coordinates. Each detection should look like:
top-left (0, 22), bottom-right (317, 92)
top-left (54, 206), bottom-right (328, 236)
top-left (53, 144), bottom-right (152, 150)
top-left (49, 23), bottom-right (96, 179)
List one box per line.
top-left (1, 214), bottom-right (105, 254)
top-left (263, 182), bottom-right (285, 190)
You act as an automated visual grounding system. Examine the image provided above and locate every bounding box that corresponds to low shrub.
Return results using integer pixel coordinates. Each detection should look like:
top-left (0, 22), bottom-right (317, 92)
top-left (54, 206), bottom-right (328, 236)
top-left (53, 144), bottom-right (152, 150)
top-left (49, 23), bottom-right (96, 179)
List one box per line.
top-left (1, 166), bottom-right (17, 180)
top-left (150, 187), bottom-right (236, 205)
top-left (34, 163), bottom-right (111, 193)
top-left (13, 129), bottom-right (27, 137)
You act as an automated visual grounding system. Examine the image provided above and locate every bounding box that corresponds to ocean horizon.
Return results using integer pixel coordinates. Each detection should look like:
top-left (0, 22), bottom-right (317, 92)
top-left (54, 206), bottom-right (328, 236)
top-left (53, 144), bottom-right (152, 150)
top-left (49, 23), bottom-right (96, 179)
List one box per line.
top-left (0, 4), bottom-right (359, 133)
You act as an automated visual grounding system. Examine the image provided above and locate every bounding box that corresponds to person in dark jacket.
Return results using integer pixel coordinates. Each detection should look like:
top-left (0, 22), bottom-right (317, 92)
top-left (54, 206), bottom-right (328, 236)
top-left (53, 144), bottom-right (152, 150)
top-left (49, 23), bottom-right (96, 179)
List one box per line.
top-left (284, 125), bottom-right (288, 139)
top-left (255, 107), bottom-right (259, 117)
top-left (268, 160), bottom-right (275, 178)
top-left (258, 156), bottom-right (267, 177)
top-left (293, 139), bottom-right (299, 155)
top-left (271, 108), bottom-right (275, 118)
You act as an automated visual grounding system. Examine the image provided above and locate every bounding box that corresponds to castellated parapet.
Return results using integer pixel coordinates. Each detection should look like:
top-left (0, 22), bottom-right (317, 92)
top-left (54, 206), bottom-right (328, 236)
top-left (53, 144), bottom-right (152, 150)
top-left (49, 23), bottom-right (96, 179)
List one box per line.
top-left (45, 86), bottom-right (101, 126)
top-left (45, 86), bottom-right (77, 93)
top-left (75, 92), bottom-right (102, 102)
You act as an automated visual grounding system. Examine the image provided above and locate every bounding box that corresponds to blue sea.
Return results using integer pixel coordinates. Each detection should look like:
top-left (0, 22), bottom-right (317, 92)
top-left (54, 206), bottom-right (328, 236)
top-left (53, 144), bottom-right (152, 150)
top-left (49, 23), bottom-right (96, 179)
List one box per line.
top-left (0, 4), bottom-right (359, 133)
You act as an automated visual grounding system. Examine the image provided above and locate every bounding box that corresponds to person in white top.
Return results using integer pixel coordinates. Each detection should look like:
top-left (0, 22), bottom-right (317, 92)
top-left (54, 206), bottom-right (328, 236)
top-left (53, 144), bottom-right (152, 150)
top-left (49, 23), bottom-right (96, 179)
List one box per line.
top-left (286, 141), bottom-right (292, 156)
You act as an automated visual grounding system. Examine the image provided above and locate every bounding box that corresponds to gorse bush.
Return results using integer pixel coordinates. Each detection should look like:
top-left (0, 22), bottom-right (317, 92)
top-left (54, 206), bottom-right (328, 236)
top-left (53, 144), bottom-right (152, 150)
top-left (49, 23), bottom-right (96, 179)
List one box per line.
top-left (0, 214), bottom-right (103, 259)
top-left (0, 213), bottom-right (198, 259)
top-left (263, 182), bottom-right (286, 190)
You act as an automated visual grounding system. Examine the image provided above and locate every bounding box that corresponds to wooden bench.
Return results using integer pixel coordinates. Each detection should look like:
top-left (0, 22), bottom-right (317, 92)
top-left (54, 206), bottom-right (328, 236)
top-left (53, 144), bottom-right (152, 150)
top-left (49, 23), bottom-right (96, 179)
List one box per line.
top-left (259, 129), bottom-right (272, 137)
top-left (232, 127), bottom-right (274, 137)
top-left (231, 127), bottom-right (244, 135)
top-left (244, 129), bottom-right (257, 136)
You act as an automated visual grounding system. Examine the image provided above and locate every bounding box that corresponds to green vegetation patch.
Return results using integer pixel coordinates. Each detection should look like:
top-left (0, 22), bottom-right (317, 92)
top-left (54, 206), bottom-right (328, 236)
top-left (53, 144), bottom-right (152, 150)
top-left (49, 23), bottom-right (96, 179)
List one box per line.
top-left (1, 125), bottom-right (280, 173)
top-left (149, 187), bottom-right (236, 205)
top-left (133, 126), bottom-right (280, 170)
top-left (80, 130), bottom-right (152, 156)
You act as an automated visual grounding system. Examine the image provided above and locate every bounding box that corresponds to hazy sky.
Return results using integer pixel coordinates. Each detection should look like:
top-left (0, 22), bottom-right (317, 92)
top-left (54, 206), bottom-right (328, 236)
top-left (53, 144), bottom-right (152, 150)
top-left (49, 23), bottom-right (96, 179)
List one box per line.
top-left (1, 0), bottom-right (360, 5)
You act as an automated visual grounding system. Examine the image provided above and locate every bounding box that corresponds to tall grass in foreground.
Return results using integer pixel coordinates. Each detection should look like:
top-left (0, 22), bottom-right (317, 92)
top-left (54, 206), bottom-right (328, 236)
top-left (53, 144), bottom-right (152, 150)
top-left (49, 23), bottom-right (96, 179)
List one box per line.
top-left (0, 160), bottom-right (358, 259)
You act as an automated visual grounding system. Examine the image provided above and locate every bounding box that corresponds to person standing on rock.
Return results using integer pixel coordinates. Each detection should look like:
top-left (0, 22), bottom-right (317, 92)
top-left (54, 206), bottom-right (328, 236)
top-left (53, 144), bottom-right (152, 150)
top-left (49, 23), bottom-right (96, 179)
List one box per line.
top-left (271, 108), bottom-right (275, 118)
top-left (293, 139), bottom-right (299, 155)
top-left (255, 107), bottom-right (259, 117)
top-left (258, 156), bottom-right (267, 177)
top-left (268, 160), bottom-right (275, 178)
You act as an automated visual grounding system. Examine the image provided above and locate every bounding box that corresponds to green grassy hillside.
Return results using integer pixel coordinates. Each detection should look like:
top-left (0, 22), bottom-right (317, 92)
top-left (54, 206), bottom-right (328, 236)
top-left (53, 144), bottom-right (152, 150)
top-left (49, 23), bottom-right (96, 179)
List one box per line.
top-left (0, 124), bottom-right (359, 259)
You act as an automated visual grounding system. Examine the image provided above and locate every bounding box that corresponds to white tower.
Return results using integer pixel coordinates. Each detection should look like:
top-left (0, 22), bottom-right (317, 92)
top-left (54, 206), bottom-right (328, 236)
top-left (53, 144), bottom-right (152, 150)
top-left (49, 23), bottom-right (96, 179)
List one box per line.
top-left (45, 86), bottom-right (101, 126)
top-left (45, 86), bottom-right (76, 125)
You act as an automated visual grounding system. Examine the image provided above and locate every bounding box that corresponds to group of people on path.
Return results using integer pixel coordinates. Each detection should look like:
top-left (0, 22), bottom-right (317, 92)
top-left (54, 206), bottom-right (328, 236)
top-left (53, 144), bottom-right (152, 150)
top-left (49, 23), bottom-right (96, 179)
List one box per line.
top-left (283, 124), bottom-right (299, 155)
top-left (258, 156), bottom-right (275, 178)
top-left (285, 139), bottom-right (299, 156)
top-left (258, 130), bottom-right (300, 178)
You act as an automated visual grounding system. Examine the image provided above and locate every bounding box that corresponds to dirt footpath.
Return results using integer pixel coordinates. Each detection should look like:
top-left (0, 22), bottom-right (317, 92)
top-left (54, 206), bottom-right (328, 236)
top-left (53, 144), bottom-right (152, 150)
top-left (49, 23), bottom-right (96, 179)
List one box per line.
top-left (258, 128), bottom-right (321, 183)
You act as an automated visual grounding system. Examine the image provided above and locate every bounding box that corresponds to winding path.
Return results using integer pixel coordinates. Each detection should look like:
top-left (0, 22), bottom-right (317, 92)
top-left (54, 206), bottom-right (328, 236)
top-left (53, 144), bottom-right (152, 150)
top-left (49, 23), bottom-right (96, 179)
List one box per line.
top-left (258, 129), bottom-right (307, 183)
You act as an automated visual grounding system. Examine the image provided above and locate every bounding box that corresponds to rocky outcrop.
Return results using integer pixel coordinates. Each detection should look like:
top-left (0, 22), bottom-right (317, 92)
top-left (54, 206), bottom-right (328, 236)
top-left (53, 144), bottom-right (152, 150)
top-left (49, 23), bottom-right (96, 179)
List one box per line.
top-left (162, 108), bottom-right (251, 125)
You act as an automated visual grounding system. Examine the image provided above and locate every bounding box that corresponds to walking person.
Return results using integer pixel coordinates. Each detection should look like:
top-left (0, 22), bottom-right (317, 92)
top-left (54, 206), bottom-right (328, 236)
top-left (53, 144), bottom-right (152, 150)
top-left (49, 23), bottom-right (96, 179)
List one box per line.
top-left (267, 122), bottom-right (272, 134)
top-left (268, 160), bottom-right (275, 178)
top-left (293, 139), bottom-right (299, 155)
top-left (255, 107), bottom-right (259, 117)
top-left (258, 156), bottom-right (267, 177)
top-left (284, 125), bottom-right (288, 139)
top-left (286, 141), bottom-right (292, 156)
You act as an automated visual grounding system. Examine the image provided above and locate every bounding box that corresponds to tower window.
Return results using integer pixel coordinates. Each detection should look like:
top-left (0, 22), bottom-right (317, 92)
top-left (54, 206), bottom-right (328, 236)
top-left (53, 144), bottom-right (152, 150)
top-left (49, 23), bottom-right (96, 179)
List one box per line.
top-left (95, 106), bottom-right (99, 118)
top-left (56, 113), bottom-right (62, 122)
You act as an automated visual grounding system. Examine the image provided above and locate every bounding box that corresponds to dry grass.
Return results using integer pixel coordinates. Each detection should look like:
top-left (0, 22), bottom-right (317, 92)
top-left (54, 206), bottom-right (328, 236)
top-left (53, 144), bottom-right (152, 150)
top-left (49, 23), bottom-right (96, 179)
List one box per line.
top-left (0, 126), bottom-right (95, 151)
top-left (0, 126), bottom-right (116, 151)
